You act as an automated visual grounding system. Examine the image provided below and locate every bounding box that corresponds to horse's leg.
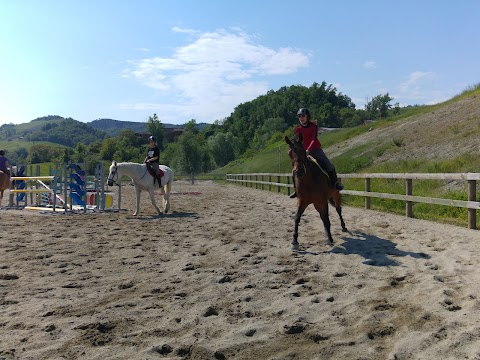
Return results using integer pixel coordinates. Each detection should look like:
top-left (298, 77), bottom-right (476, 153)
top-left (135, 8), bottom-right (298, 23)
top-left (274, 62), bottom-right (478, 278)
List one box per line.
top-left (163, 179), bottom-right (171, 213)
top-left (148, 188), bottom-right (162, 215)
top-left (330, 193), bottom-right (347, 232)
top-left (292, 203), bottom-right (307, 251)
top-left (159, 187), bottom-right (166, 212)
top-left (133, 187), bottom-right (141, 216)
top-left (0, 189), bottom-right (3, 207)
top-left (314, 201), bottom-right (334, 246)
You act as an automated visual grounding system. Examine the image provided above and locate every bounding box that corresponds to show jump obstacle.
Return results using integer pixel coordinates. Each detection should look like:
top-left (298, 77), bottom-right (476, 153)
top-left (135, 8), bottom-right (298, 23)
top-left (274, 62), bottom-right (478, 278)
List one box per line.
top-left (7, 162), bottom-right (116, 213)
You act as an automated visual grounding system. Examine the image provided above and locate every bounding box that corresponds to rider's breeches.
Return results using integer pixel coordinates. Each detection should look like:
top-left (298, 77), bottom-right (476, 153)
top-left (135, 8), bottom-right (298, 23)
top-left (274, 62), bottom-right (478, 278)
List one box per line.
top-left (309, 148), bottom-right (334, 172)
top-left (151, 162), bottom-right (160, 176)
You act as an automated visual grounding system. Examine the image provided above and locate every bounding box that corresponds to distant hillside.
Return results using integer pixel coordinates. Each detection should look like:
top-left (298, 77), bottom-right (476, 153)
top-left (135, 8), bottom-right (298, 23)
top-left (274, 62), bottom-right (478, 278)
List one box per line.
top-left (0, 116), bottom-right (211, 145)
top-left (0, 116), bottom-right (107, 147)
top-left (89, 119), bottom-right (149, 136)
top-left (89, 118), bottom-right (209, 137)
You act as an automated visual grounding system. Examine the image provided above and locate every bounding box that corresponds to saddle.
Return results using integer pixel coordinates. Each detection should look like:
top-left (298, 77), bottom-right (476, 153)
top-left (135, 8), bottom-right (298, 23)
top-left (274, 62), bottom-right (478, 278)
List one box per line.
top-left (146, 163), bottom-right (164, 187)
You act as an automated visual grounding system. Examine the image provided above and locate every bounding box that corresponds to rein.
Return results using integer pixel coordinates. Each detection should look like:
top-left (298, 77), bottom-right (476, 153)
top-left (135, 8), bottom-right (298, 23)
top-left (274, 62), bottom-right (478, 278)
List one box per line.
top-left (109, 164), bottom-right (149, 186)
top-left (139, 167), bottom-right (148, 181)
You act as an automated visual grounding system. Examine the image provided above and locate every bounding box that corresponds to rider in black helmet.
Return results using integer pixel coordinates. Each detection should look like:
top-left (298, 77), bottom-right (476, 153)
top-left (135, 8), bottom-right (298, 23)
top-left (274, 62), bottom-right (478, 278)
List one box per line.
top-left (144, 136), bottom-right (162, 187)
top-left (289, 107), bottom-right (343, 198)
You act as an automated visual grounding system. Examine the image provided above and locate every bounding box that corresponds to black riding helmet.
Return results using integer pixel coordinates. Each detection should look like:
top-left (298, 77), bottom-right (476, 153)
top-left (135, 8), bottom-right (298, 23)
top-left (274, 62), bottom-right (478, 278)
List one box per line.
top-left (148, 136), bottom-right (156, 142)
top-left (297, 108), bottom-right (311, 120)
top-left (0, 149), bottom-right (5, 156)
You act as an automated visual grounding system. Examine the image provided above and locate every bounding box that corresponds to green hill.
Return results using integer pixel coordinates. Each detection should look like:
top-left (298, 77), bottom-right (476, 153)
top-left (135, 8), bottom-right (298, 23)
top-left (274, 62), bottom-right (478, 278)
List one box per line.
top-left (216, 85), bottom-right (480, 175)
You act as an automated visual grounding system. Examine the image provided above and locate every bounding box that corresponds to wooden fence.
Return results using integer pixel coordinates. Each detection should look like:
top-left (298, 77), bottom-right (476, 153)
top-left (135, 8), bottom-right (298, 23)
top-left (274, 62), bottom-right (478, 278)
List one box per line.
top-left (226, 172), bottom-right (480, 230)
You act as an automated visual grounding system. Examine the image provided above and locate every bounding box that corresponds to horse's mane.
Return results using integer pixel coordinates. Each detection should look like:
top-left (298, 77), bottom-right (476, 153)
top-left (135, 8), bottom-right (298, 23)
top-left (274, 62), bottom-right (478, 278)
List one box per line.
top-left (290, 140), bottom-right (326, 182)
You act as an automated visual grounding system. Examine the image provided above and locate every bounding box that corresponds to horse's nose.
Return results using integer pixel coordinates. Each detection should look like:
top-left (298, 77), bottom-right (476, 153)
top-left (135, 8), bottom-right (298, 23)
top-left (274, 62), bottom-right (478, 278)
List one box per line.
top-left (107, 180), bottom-right (113, 186)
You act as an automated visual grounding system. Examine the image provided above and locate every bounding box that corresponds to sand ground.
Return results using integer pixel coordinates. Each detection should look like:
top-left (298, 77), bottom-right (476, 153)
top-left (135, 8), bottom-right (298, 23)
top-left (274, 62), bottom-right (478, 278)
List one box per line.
top-left (2, 181), bottom-right (480, 360)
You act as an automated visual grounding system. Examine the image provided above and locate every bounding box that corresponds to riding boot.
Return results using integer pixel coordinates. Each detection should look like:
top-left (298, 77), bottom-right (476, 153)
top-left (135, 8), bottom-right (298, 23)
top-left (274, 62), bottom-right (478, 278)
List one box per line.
top-left (328, 169), bottom-right (344, 191)
top-left (157, 175), bottom-right (162, 188)
top-left (289, 176), bottom-right (297, 198)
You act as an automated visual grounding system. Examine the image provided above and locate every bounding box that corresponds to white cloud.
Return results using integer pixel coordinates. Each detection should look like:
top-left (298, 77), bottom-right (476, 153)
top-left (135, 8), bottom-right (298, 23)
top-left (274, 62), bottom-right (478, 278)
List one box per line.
top-left (399, 71), bottom-right (435, 93)
top-left (122, 28), bottom-right (309, 122)
top-left (171, 26), bottom-right (199, 34)
top-left (363, 60), bottom-right (377, 69)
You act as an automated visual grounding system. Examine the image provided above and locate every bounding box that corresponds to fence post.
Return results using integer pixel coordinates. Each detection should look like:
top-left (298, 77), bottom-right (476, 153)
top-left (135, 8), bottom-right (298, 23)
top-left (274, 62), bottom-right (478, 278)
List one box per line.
top-left (406, 178), bottom-right (413, 218)
top-left (365, 178), bottom-right (371, 209)
top-left (269, 175), bottom-right (272, 191)
top-left (468, 179), bottom-right (477, 229)
top-left (277, 175), bottom-right (281, 192)
top-left (287, 176), bottom-right (291, 196)
top-left (255, 175), bottom-right (258, 189)
top-left (261, 175), bottom-right (264, 190)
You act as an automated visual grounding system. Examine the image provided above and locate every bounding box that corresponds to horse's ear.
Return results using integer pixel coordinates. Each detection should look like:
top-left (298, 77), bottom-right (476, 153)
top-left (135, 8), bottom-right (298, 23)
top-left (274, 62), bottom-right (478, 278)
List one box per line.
top-left (113, 160), bottom-right (117, 166)
top-left (285, 136), bottom-right (293, 146)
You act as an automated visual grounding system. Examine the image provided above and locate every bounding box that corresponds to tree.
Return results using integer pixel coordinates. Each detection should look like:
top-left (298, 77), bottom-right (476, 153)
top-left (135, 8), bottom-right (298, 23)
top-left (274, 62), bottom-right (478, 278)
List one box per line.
top-left (174, 120), bottom-right (210, 183)
top-left (208, 132), bottom-right (237, 167)
top-left (252, 117), bottom-right (288, 150)
top-left (100, 138), bottom-right (117, 160)
top-left (146, 113), bottom-right (166, 149)
top-left (365, 93), bottom-right (394, 119)
top-left (73, 142), bottom-right (87, 163)
top-left (393, 102), bottom-right (401, 115)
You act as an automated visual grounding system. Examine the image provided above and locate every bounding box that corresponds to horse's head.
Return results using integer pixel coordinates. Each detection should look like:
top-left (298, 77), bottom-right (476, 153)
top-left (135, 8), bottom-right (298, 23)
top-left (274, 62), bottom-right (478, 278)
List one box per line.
top-left (285, 134), bottom-right (307, 178)
top-left (107, 160), bottom-right (118, 186)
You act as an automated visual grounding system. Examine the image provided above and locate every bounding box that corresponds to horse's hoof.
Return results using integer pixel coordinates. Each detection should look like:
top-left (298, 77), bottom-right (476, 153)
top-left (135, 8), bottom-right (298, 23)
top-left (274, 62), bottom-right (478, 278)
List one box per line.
top-left (133, 213), bottom-right (138, 216)
top-left (342, 228), bottom-right (348, 233)
top-left (291, 243), bottom-right (300, 251)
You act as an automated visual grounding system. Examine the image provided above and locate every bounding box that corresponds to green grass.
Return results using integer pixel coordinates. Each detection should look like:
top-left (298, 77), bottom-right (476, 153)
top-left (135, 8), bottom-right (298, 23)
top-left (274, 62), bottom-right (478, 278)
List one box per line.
top-left (339, 154), bottom-right (480, 227)
top-left (0, 139), bottom-right (65, 154)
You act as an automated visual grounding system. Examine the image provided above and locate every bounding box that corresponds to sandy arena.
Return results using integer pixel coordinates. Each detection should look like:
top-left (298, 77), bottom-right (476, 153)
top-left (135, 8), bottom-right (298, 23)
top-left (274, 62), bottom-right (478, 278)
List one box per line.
top-left (1, 180), bottom-right (480, 360)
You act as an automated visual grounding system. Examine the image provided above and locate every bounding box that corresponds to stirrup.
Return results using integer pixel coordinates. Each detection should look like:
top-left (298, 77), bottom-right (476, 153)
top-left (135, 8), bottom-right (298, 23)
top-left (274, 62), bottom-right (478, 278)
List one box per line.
top-left (289, 191), bottom-right (297, 199)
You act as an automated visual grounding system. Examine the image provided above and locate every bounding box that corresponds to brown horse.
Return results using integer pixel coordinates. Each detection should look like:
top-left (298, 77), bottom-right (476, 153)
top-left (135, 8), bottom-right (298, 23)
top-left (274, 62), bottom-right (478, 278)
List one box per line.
top-left (0, 170), bottom-right (10, 207)
top-left (285, 134), bottom-right (347, 250)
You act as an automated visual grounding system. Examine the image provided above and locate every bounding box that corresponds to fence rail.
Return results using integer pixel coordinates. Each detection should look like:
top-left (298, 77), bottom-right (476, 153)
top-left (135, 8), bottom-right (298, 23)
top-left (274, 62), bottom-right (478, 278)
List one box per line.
top-left (226, 172), bottom-right (480, 230)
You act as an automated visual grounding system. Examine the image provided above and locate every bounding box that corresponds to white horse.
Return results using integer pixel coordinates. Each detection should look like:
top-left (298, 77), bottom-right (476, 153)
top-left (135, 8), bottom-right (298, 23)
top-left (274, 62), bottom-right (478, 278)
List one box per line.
top-left (107, 161), bottom-right (173, 216)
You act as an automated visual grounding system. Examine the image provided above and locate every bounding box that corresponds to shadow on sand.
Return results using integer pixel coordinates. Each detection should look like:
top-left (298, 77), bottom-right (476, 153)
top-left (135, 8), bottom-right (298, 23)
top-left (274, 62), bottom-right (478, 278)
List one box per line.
top-left (331, 231), bottom-right (431, 267)
top-left (133, 211), bottom-right (200, 221)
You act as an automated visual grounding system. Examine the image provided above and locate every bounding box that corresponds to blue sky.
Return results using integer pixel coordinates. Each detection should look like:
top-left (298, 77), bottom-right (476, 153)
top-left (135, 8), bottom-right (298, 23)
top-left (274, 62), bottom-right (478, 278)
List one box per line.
top-left (1, 1), bottom-right (479, 126)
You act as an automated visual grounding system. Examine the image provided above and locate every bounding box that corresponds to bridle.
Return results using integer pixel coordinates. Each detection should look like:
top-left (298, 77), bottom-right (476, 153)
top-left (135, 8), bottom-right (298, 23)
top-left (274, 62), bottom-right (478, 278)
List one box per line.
top-left (107, 165), bottom-right (120, 186)
top-left (290, 143), bottom-right (307, 179)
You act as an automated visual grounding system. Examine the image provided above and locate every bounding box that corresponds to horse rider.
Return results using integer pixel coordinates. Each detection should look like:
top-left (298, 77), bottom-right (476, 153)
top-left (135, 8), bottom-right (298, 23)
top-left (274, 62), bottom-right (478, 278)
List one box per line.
top-left (289, 108), bottom-right (344, 199)
top-left (144, 136), bottom-right (163, 187)
top-left (0, 149), bottom-right (11, 177)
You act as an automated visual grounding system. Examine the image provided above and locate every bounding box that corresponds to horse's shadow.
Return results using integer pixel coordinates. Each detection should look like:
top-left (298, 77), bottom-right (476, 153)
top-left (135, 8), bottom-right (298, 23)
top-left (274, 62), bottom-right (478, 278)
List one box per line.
top-left (134, 211), bottom-right (200, 221)
top-left (331, 231), bottom-right (430, 266)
